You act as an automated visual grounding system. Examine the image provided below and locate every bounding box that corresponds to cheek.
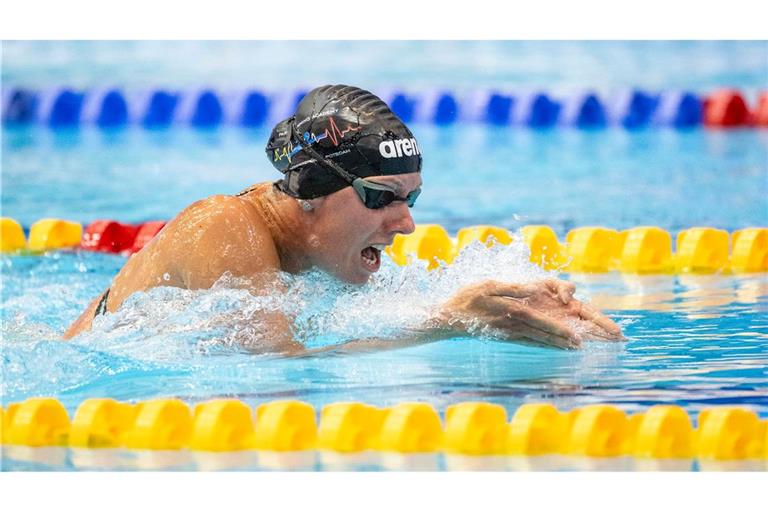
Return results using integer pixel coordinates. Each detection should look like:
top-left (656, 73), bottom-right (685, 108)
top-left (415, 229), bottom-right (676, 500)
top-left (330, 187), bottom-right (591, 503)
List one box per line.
top-left (312, 217), bottom-right (362, 264)
top-left (313, 195), bottom-right (384, 256)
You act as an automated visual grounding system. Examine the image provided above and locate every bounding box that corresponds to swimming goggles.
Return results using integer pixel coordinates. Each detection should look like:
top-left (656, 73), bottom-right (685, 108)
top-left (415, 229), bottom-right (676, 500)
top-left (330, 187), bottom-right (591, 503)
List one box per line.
top-left (351, 179), bottom-right (421, 209)
top-left (290, 119), bottom-right (420, 210)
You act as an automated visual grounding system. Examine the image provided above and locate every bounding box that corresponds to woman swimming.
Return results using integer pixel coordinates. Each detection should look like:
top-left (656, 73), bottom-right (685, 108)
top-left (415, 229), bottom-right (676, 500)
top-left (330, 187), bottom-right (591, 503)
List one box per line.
top-left (64, 84), bottom-right (624, 352)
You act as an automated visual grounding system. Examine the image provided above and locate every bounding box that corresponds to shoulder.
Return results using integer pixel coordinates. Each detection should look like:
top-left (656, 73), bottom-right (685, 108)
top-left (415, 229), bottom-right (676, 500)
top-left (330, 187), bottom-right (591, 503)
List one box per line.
top-left (184, 193), bottom-right (260, 221)
top-left (176, 193), bottom-right (271, 239)
top-left (163, 192), bottom-right (281, 287)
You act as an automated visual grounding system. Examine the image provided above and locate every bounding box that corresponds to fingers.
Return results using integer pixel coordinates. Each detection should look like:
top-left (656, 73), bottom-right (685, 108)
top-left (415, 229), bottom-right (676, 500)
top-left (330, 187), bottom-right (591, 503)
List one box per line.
top-left (492, 294), bottom-right (582, 341)
top-left (500, 321), bottom-right (582, 350)
top-left (476, 280), bottom-right (624, 346)
top-left (488, 279), bottom-right (576, 306)
top-left (491, 298), bottom-right (581, 346)
top-left (483, 281), bottom-right (529, 298)
top-left (577, 323), bottom-right (624, 342)
top-left (557, 281), bottom-right (576, 304)
top-left (523, 325), bottom-right (582, 349)
top-left (519, 305), bottom-right (580, 340)
top-left (578, 303), bottom-right (626, 341)
top-left (538, 279), bottom-right (574, 304)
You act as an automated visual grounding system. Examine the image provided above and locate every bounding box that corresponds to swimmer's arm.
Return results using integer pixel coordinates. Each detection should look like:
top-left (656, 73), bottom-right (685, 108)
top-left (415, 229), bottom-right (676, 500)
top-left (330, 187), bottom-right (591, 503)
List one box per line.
top-left (290, 327), bottom-right (451, 358)
top-left (299, 279), bottom-right (625, 356)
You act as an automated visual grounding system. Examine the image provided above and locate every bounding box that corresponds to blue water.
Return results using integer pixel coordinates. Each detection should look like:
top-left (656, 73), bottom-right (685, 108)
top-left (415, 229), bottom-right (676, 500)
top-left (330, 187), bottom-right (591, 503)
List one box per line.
top-left (1, 41), bottom-right (768, 471)
top-left (3, 126), bottom-right (767, 234)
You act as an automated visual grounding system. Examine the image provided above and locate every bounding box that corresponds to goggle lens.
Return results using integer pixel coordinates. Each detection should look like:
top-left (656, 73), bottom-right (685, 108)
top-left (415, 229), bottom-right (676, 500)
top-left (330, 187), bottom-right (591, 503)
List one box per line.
top-left (358, 183), bottom-right (421, 209)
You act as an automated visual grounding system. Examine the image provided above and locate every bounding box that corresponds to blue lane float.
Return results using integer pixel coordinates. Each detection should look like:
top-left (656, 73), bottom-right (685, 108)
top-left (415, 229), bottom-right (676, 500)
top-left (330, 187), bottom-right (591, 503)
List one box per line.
top-left (2, 86), bottom-right (744, 130)
top-left (49, 89), bottom-right (85, 127)
top-left (241, 91), bottom-right (269, 127)
top-left (143, 91), bottom-right (179, 127)
top-left (390, 93), bottom-right (416, 123)
top-left (3, 89), bottom-right (39, 124)
top-left (622, 90), bottom-right (658, 129)
top-left (97, 90), bottom-right (129, 128)
top-left (607, 89), bottom-right (660, 129)
top-left (191, 90), bottom-right (224, 127)
top-left (652, 91), bottom-right (703, 128)
top-left (485, 93), bottom-right (514, 125)
top-left (527, 93), bottom-right (561, 128)
top-left (560, 92), bottom-right (607, 129)
top-left (433, 93), bottom-right (459, 125)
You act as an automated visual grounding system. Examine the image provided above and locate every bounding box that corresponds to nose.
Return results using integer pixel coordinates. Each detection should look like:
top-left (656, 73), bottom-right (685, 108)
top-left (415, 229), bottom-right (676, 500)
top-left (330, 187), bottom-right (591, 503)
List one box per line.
top-left (386, 202), bottom-right (416, 236)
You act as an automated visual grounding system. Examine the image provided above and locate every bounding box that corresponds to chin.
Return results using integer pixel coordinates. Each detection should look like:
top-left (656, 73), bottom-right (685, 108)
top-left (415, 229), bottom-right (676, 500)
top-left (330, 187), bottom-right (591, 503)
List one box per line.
top-left (325, 257), bottom-right (377, 285)
top-left (334, 266), bottom-right (373, 285)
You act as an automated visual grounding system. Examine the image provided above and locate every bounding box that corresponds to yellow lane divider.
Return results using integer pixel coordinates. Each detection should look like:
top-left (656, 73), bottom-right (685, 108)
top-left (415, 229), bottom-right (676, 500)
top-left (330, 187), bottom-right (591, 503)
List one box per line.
top-left (3, 217), bottom-right (767, 274)
top-left (1, 217), bottom-right (84, 253)
top-left (378, 402), bottom-right (443, 453)
top-left (317, 402), bottom-right (386, 453)
top-left (252, 400), bottom-right (317, 451)
top-left (1, 218), bottom-right (27, 252)
top-left (507, 403), bottom-right (570, 455)
top-left (69, 398), bottom-right (136, 448)
top-left (444, 402), bottom-right (508, 455)
top-left (28, 219), bottom-right (83, 253)
top-left (731, 228), bottom-right (768, 273)
top-left (2, 398), bottom-right (766, 460)
top-left (385, 224), bottom-right (767, 274)
top-left (191, 399), bottom-right (256, 452)
top-left (520, 225), bottom-right (565, 269)
top-left (675, 227), bottom-right (730, 273)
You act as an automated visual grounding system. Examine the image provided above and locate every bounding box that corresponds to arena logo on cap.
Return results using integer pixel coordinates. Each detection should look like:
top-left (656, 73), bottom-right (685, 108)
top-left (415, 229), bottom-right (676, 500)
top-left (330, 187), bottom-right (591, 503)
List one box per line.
top-left (379, 138), bottom-right (421, 159)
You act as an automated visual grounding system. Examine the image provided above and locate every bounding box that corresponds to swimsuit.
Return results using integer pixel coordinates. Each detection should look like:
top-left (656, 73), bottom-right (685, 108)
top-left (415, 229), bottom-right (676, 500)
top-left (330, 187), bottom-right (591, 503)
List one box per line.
top-left (94, 288), bottom-right (110, 317)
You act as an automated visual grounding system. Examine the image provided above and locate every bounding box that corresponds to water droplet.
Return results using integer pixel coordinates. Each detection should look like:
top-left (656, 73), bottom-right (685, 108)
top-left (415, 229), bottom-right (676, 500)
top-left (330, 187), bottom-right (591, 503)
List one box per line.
top-left (163, 272), bottom-right (171, 281)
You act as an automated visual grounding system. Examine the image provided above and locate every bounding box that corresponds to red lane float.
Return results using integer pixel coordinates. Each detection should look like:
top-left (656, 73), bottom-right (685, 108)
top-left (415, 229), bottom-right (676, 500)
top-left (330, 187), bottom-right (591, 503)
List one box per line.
top-left (130, 221), bottom-right (166, 254)
top-left (703, 89), bottom-right (752, 127)
top-left (81, 220), bottom-right (139, 253)
top-left (755, 92), bottom-right (768, 127)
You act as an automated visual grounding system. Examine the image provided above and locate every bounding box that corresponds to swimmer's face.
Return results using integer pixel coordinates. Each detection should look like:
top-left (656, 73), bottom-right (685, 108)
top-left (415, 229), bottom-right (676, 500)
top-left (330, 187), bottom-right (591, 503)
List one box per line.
top-left (307, 173), bottom-right (421, 284)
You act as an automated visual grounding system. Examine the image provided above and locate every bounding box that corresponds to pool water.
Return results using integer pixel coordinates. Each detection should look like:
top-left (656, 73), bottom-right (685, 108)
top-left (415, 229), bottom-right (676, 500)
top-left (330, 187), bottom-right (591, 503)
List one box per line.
top-left (1, 41), bottom-right (767, 470)
top-left (2, 126), bottom-right (767, 422)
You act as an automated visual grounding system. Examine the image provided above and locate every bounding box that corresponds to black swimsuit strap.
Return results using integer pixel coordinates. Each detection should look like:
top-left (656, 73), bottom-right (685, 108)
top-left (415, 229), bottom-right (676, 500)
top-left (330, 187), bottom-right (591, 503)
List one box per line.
top-left (94, 288), bottom-right (110, 317)
top-left (234, 184), bottom-right (262, 197)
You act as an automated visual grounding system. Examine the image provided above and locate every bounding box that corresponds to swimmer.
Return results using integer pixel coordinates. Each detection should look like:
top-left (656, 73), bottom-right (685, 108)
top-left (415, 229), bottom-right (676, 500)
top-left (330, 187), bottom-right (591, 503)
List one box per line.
top-left (64, 84), bottom-right (624, 353)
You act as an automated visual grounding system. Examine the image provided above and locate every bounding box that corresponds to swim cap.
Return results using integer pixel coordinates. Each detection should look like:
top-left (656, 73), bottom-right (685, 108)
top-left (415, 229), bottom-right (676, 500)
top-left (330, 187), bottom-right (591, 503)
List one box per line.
top-left (266, 85), bottom-right (422, 199)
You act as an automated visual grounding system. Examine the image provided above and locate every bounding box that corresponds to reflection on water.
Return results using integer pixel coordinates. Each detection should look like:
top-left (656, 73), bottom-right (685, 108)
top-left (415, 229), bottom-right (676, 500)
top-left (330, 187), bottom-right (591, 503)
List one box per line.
top-left (12, 447), bottom-right (761, 471)
top-left (444, 454), bottom-right (509, 471)
top-left (379, 453), bottom-right (441, 471)
top-left (256, 451), bottom-right (316, 471)
top-left (192, 450), bottom-right (259, 471)
top-left (584, 273), bottom-right (768, 319)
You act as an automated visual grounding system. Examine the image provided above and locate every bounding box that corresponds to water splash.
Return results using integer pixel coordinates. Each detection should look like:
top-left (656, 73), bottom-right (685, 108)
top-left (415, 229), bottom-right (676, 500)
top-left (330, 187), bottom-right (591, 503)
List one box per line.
top-left (59, 237), bottom-right (555, 357)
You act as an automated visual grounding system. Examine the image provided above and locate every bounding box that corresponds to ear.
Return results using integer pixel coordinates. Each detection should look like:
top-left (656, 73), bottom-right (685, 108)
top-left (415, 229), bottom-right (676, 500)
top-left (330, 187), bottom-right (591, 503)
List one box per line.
top-left (307, 197), bottom-right (325, 210)
top-left (298, 197), bottom-right (324, 213)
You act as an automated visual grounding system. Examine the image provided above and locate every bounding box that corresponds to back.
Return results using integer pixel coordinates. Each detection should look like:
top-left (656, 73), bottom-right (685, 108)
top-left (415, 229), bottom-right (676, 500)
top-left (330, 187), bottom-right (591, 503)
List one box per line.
top-left (63, 185), bottom-right (282, 339)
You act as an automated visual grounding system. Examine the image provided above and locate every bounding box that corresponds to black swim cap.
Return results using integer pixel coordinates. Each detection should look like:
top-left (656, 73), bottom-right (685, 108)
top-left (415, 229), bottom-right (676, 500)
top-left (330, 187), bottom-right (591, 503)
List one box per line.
top-left (266, 85), bottom-right (422, 199)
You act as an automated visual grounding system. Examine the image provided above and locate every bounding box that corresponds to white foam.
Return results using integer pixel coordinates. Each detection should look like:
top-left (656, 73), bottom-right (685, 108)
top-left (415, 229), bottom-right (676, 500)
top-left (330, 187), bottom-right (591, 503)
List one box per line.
top-left (65, 235), bottom-right (561, 359)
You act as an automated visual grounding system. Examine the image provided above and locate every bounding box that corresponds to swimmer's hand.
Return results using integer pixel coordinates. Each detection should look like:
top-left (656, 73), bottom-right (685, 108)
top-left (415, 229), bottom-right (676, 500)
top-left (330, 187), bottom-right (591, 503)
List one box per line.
top-left (434, 279), bottom-right (625, 350)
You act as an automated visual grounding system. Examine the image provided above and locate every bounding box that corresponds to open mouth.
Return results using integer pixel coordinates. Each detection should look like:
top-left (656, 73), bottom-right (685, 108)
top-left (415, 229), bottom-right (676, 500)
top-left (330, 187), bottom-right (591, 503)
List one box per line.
top-left (361, 245), bottom-right (384, 272)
